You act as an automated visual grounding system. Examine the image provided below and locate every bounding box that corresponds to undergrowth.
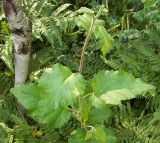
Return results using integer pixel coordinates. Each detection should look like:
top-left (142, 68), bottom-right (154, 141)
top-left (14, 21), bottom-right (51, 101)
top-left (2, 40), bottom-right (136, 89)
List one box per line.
top-left (0, 0), bottom-right (160, 142)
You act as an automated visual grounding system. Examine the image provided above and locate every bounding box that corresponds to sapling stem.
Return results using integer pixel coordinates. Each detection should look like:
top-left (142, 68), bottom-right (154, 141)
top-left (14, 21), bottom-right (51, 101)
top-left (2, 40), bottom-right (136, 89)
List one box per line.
top-left (79, 8), bottom-right (102, 74)
top-left (78, 8), bottom-right (102, 127)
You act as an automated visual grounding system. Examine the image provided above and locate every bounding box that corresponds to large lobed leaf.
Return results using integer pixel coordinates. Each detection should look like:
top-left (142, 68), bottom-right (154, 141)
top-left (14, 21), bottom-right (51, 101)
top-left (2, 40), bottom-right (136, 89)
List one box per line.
top-left (91, 70), bottom-right (155, 105)
top-left (11, 64), bottom-right (155, 128)
top-left (11, 64), bottom-right (87, 128)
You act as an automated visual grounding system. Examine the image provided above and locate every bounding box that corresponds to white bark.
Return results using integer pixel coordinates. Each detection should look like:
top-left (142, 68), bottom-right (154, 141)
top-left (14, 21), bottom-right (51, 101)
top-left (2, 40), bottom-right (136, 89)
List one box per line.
top-left (3, 0), bottom-right (32, 86)
top-left (14, 54), bottom-right (30, 85)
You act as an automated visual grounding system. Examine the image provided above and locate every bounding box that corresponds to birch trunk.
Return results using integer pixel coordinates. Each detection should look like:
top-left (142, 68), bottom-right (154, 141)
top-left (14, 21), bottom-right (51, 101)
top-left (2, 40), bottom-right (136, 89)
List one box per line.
top-left (2, 0), bottom-right (32, 86)
top-left (2, 0), bottom-right (32, 115)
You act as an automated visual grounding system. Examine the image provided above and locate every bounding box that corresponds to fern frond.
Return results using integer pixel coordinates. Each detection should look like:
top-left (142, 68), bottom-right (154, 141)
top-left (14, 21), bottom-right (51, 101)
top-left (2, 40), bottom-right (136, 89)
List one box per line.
top-left (0, 20), bottom-right (13, 71)
top-left (22, 0), bottom-right (76, 47)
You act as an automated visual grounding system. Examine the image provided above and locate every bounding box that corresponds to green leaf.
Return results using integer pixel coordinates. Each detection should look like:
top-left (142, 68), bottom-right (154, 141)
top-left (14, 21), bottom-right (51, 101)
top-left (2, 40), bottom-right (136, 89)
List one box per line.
top-left (104, 128), bottom-right (117, 143)
top-left (75, 14), bottom-right (104, 32)
top-left (85, 130), bottom-right (93, 141)
top-left (39, 107), bottom-right (71, 127)
top-left (69, 128), bottom-right (86, 143)
top-left (94, 26), bottom-right (113, 56)
top-left (77, 7), bottom-right (94, 14)
top-left (76, 12), bottom-right (112, 56)
top-left (142, 0), bottom-right (157, 7)
top-left (94, 127), bottom-right (107, 142)
top-left (91, 70), bottom-right (155, 105)
top-left (11, 64), bottom-right (87, 128)
top-left (75, 14), bottom-right (93, 31)
top-left (85, 127), bottom-right (107, 143)
top-left (69, 127), bottom-right (112, 143)
top-left (88, 104), bottom-right (111, 125)
top-left (81, 98), bottom-right (91, 124)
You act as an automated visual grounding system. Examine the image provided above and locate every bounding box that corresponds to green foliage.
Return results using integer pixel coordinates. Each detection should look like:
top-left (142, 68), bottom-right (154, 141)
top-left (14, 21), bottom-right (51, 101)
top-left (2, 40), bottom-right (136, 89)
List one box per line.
top-left (91, 70), bottom-right (155, 105)
top-left (69, 128), bottom-right (86, 143)
top-left (22, 1), bottom-right (113, 56)
top-left (12, 63), bottom-right (155, 142)
top-left (102, 1), bottom-right (160, 142)
top-left (110, 103), bottom-right (160, 143)
top-left (76, 6), bottom-right (113, 56)
top-left (106, 0), bottom-right (160, 92)
top-left (1, 0), bottom-right (160, 142)
top-left (12, 64), bottom-right (87, 128)
top-left (0, 120), bottom-right (43, 143)
top-left (0, 20), bottom-right (13, 71)
top-left (0, 73), bottom-right (14, 123)
top-left (21, 0), bottom-right (76, 47)
top-left (88, 104), bottom-right (111, 125)
top-left (82, 52), bottom-right (108, 79)
top-left (69, 127), bottom-right (117, 143)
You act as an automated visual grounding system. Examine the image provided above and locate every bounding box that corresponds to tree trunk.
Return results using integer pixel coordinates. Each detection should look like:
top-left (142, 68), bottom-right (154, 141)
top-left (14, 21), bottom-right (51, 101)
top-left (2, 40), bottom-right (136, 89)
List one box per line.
top-left (3, 0), bottom-right (32, 86)
top-left (2, 0), bottom-right (32, 115)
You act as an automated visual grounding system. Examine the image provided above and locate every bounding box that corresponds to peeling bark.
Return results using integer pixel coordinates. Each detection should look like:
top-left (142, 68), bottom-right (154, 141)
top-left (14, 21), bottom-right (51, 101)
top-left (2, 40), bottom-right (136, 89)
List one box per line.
top-left (2, 0), bottom-right (32, 85)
